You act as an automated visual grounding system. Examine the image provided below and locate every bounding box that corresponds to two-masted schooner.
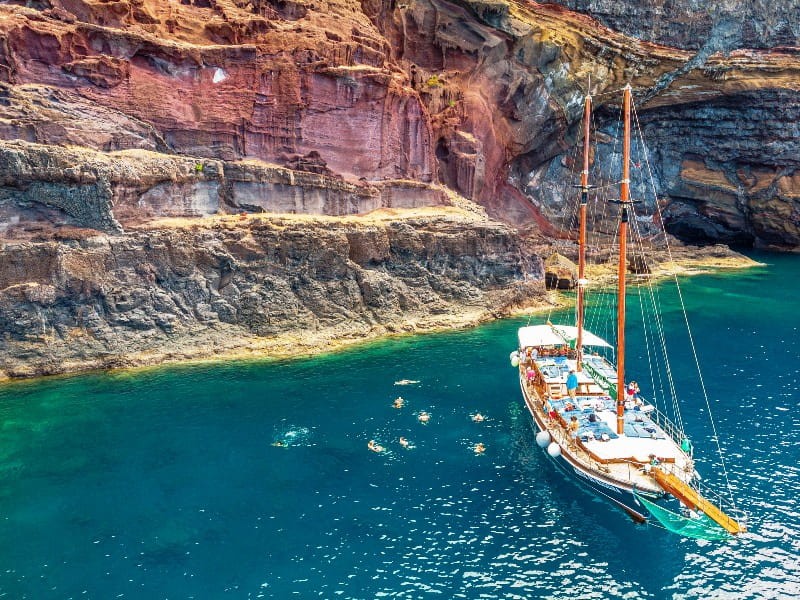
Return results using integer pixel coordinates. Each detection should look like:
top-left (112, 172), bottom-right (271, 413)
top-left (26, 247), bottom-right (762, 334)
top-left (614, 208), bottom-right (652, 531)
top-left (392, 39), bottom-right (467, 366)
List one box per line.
top-left (513, 85), bottom-right (746, 540)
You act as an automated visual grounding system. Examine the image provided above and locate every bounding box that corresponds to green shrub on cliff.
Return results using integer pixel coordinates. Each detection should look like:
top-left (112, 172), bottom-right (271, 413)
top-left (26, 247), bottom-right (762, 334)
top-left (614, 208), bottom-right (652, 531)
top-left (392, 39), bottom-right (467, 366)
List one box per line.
top-left (425, 75), bottom-right (442, 88)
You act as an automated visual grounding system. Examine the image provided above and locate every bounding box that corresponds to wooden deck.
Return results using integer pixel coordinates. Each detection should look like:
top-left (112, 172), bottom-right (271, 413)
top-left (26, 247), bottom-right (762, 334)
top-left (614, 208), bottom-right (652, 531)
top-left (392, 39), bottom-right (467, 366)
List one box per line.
top-left (519, 356), bottom-right (695, 496)
top-left (518, 351), bottom-right (747, 535)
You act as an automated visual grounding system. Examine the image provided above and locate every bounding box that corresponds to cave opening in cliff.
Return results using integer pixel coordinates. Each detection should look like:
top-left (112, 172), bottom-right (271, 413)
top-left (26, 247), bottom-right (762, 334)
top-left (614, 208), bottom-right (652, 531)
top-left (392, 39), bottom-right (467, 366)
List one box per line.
top-left (435, 137), bottom-right (458, 191)
top-left (663, 214), bottom-right (756, 248)
top-left (435, 138), bottom-right (450, 160)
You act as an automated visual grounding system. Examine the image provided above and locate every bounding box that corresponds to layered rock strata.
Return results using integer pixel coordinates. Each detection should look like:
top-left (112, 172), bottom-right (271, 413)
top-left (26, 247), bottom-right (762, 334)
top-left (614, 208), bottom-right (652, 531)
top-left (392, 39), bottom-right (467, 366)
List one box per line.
top-left (0, 1), bottom-right (799, 247)
top-left (0, 139), bottom-right (446, 235)
top-left (0, 0), bottom-right (792, 378)
top-left (0, 208), bottom-right (544, 378)
top-left (550, 0), bottom-right (800, 51)
top-left (0, 3), bottom-right (435, 181)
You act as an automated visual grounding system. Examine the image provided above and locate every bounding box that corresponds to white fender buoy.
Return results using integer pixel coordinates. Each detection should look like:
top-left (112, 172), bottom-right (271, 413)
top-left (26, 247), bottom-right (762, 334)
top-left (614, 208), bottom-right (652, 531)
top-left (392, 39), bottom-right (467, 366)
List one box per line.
top-left (510, 351), bottom-right (520, 367)
top-left (547, 442), bottom-right (561, 458)
top-left (535, 431), bottom-right (551, 448)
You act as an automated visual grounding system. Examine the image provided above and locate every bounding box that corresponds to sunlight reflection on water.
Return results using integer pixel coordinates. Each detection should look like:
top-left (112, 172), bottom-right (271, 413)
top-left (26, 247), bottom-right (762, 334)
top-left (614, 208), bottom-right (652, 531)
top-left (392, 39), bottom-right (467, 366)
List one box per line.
top-left (0, 255), bottom-right (799, 598)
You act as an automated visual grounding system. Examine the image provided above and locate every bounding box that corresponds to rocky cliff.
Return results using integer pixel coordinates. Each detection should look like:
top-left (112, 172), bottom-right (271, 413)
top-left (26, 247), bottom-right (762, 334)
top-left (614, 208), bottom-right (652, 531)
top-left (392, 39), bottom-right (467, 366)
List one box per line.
top-left (0, 0), bottom-right (798, 245)
top-left (0, 0), bottom-right (792, 376)
top-left (551, 0), bottom-right (800, 51)
top-left (366, 0), bottom-right (800, 246)
top-left (0, 207), bottom-right (544, 377)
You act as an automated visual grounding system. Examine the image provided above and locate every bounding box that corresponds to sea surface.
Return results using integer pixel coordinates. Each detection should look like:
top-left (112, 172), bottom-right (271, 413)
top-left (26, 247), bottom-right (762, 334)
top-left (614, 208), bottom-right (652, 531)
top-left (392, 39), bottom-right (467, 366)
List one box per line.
top-left (0, 252), bottom-right (798, 599)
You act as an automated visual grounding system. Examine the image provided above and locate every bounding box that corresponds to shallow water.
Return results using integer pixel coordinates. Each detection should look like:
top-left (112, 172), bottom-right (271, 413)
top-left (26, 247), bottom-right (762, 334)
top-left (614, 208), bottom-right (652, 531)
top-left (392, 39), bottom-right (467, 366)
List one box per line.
top-left (0, 253), bottom-right (798, 599)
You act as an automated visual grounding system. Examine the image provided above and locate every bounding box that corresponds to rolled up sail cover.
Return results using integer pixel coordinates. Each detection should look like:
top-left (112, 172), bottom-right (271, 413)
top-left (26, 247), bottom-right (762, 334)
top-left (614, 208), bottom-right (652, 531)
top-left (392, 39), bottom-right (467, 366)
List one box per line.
top-left (551, 325), bottom-right (612, 348)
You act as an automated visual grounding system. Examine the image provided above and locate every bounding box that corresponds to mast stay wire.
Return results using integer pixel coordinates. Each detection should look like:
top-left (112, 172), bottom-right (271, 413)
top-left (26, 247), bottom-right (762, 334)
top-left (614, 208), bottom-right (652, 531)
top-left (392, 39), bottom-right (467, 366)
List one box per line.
top-left (580, 95), bottom-right (673, 420)
top-left (619, 130), bottom-right (683, 432)
top-left (583, 99), bottom-right (620, 348)
top-left (544, 108), bottom-right (587, 327)
top-left (609, 106), bottom-right (676, 427)
top-left (597, 90), bottom-right (685, 431)
top-left (628, 187), bottom-right (684, 433)
top-left (630, 99), bottom-right (740, 516)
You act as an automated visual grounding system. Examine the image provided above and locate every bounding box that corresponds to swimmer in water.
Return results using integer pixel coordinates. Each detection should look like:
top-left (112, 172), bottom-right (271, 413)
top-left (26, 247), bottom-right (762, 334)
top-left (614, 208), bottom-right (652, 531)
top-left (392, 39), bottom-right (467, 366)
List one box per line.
top-left (271, 440), bottom-right (286, 447)
top-left (393, 397), bottom-right (405, 409)
top-left (471, 413), bottom-right (486, 423)
top-left (399, 436), bottom-right (410, 448)
top-left (474, 442), bottom-right (486, 454)
top-left (417, 411), bottom-right (431, 424)
top-left (368, 439), bottom-right (385, 453)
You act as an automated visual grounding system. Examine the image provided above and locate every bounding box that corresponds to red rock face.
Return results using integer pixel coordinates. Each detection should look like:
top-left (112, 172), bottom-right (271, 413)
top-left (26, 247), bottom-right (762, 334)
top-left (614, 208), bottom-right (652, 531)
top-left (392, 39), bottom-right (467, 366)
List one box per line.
top-left (0, 0), bottom-right (799, 246)
top-left (366, 0), bottom-right (800, 243)
top-left (0, 0), bottom-right (435, 181)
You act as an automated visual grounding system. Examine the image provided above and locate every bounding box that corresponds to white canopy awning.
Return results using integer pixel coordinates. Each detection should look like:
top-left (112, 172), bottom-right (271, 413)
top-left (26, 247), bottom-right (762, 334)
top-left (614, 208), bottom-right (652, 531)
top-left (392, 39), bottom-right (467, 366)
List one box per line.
top-left (517, 325), bottom-right (564, 348)
top-left (551, 325), bottom-right (612, 348)
top-left (517, 324), bottom-right (612, 349)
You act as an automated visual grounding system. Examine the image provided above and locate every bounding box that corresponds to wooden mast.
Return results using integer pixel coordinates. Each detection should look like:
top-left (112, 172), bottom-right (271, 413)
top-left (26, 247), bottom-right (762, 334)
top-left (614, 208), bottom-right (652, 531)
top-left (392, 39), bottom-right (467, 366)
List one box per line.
top-left (576, 94), bottom-right (591, 372)
top-left (616, 84), bottom-right (632, 436)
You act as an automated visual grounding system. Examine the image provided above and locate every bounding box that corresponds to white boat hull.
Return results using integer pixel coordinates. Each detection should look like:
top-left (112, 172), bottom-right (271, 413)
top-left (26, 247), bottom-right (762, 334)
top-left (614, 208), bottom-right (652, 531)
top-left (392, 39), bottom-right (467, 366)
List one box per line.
top-left (519, 375), bottom-right (658, 523)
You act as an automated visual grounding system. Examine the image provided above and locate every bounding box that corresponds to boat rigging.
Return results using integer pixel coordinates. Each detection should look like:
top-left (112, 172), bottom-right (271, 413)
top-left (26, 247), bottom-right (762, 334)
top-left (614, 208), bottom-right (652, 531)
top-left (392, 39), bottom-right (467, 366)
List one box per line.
top-left (511, 84), bottom-right (746, 540)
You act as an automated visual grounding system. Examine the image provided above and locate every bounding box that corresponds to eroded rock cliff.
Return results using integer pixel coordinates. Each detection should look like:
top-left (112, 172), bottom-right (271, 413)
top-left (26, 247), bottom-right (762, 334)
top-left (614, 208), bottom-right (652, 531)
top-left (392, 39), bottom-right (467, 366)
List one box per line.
top-left (0, 0), bottom-right (792, 376)
top-left (0, 207), bottom-right (543, 377)
top-left (366, 0), bottom-right (800, 247)
top-left (551, 0), bottom-right (800, 51)
top-left (0, 0), bottom-right (798, 246)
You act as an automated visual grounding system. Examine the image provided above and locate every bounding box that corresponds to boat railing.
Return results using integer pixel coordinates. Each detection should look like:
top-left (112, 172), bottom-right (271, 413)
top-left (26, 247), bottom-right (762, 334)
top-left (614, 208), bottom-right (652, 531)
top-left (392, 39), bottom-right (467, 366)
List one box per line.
top-left (521, 376), bottom-right (608, 473)
top-left (642, 402), bottom-right (688, 449)
top-left (521, 370), bottom-right (675, 492)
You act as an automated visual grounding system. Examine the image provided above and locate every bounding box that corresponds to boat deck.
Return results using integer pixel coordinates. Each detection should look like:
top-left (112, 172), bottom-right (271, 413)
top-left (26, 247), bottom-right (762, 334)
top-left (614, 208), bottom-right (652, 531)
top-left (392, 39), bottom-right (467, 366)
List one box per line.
top-left (521, 354), bottom-right (694, 494)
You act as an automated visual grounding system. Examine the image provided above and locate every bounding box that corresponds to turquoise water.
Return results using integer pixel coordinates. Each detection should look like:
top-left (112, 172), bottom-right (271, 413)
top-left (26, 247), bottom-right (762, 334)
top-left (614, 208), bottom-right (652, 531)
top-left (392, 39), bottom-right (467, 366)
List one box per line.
top-left (0, 253), bottom-right (798, 599)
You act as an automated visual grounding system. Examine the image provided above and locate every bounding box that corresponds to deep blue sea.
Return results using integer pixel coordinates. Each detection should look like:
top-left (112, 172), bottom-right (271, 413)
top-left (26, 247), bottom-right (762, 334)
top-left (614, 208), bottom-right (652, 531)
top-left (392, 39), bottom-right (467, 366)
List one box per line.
top-left (0, 253), bottom-right (798, 599)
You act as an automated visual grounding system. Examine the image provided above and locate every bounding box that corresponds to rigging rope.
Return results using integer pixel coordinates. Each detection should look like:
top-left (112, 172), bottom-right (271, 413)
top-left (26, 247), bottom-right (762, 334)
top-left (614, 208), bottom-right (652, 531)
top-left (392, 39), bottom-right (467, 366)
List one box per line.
top-left (583, 103), bottom-right (617, 351)
top-left (628, 203), bottom-right (684, 434)
top-left (544, 120), bottom-right (582, 327)
top-left (520, 85), bottom-right (744, 528)
top-left (630, 100), bottom-right (740, 518)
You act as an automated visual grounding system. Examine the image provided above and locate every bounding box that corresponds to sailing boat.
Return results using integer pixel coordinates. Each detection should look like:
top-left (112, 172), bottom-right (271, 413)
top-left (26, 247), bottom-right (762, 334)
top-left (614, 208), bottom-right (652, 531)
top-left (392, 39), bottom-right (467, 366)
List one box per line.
top-left (512, 85), bottom-right (746, 540)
